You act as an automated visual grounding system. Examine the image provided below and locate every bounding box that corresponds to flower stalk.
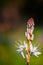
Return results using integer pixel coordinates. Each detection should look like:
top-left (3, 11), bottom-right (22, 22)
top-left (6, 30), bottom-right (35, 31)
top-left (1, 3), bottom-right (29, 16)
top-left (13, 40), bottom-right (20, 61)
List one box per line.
top-left (16, 18), bottom-right (41, 65)
top-left (26, 40), bottom-right (30, 65)
top-left (25, 18), bottom-right (34, 65)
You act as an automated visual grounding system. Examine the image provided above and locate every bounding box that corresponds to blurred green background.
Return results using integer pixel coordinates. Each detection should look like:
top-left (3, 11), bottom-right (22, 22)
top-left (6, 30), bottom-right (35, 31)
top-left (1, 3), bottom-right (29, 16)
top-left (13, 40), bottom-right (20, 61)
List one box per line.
top-left (0, 0), bottom-right (43, 65)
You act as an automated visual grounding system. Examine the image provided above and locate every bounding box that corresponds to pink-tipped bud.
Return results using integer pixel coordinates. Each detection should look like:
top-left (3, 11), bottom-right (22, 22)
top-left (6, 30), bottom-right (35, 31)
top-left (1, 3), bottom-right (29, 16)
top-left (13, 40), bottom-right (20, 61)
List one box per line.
top-left (27, 18), bottom-right (34, 28)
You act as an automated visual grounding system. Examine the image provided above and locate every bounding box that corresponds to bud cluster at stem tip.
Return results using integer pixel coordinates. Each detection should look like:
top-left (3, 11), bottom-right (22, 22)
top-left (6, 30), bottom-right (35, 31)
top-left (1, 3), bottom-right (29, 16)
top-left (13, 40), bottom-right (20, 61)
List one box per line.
top-left (25, 18), bottom-right (34, 41)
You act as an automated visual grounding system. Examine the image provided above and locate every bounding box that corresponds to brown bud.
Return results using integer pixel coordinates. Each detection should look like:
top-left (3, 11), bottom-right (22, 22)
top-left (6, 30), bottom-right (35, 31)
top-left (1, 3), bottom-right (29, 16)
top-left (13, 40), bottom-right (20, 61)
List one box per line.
top-left (27, 18), bottom-right (34, 28)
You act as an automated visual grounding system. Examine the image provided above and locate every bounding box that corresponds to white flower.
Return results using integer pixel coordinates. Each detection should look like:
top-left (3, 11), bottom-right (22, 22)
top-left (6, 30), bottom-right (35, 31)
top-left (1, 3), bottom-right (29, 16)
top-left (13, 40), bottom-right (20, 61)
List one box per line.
top-left (30, 43), bottom-right (41, 57)
top-left (16, 41), bottom-right (41, 58)
top-left (17, 41), bottom-right (28, 58)
top-left (16, 42), bottom-right (25, 58)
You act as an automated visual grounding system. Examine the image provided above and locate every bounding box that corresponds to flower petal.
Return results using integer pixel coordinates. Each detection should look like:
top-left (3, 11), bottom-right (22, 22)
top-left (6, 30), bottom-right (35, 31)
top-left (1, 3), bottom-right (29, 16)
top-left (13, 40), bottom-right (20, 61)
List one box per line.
top-left (24, 41), bottom-right (28, 50)
top-left (17, 48), bottom-right (23, 52)
top-left (33, 46), bottom-right (38, 51)
top-left (33, 51), bottom-right (41, 57)
top-left (21, 52), bottom-right (25, 58)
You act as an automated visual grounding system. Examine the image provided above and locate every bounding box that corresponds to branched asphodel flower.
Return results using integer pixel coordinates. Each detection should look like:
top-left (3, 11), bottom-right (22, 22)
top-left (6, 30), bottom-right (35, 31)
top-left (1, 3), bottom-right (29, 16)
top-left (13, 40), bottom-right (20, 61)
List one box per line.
top-left (25, 18), bottom-right (41, 65)
top-left (25, 18), bottom-right (35, 65)
top-left (16, 18), bottom-right (41, 65)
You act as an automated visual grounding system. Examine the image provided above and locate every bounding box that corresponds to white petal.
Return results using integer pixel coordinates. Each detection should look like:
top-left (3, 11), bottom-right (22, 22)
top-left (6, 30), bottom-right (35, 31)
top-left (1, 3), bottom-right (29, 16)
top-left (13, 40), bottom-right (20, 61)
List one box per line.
top-left (17, 48), bottom-right (23, 52)
top-left (24, 41), bottom-right (28, 50)
top-left (33, 51), bottom-right (41, 57)
top-left (19, 45), bottom-right (24, 49)
top-left (21, 52), bottom-right (25, 58)
top-left (33, 46), bottom-right (38, 52)
top-left (17, 45), bottom-right (24, 52)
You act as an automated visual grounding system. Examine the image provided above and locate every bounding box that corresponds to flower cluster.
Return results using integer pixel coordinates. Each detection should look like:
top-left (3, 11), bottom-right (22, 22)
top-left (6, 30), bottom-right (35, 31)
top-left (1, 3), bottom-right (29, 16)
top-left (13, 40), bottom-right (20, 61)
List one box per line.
top-left (25, 18), bottom-right (34, 41)
top-left (30, 43), bottom-right (41, 57)
top-left (17, 41), bottom-right (28, 59)
top-left (17, 41), bottom-right (41, 59)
